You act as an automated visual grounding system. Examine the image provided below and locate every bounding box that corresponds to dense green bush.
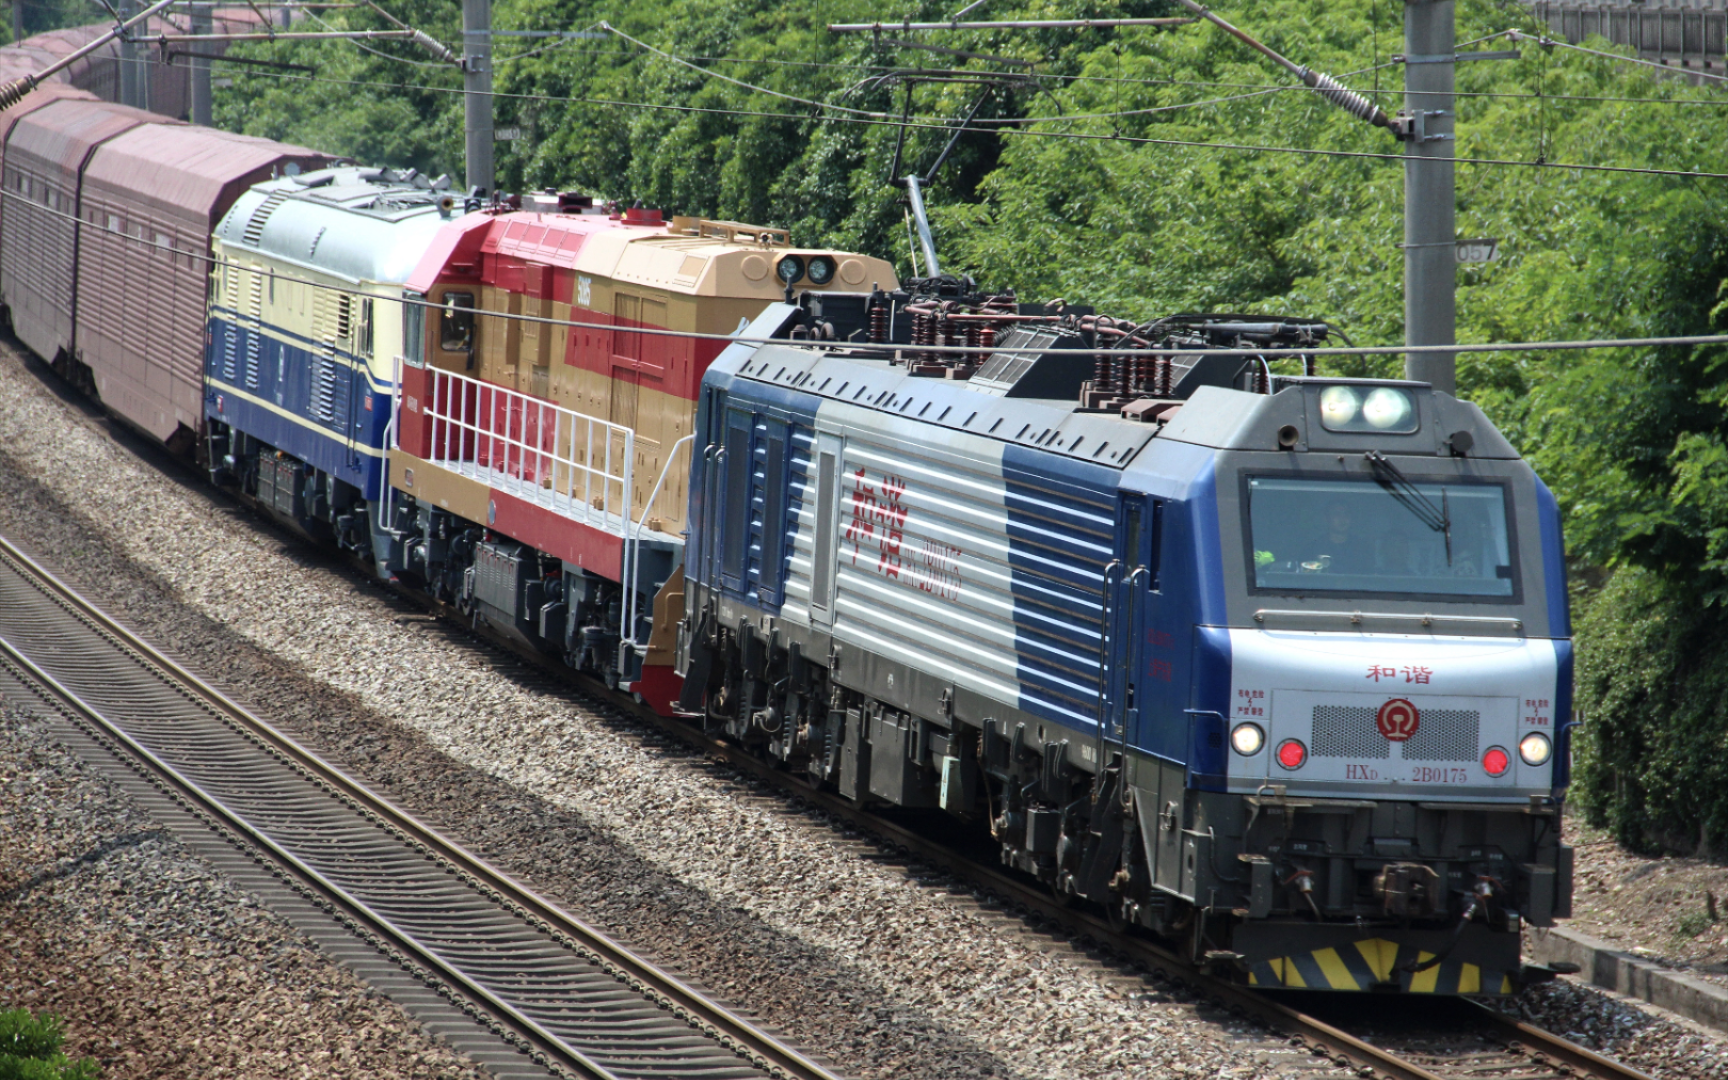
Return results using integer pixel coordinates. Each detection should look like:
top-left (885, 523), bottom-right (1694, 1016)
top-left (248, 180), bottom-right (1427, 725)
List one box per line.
top-left (0, 1009), bottom-right (99, 1080)
top-left (1573, 568), bottom-right (1728, 855)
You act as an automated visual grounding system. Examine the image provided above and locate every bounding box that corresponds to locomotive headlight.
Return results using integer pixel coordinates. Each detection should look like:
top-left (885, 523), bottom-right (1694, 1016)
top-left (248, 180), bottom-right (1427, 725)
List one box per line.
top-left (1518, 732), bottom-right (1552, 766)
top-left (806, 254), bottom-right (837, 286)
top-left (1319, 385), bottom-right (1361, 427)
top-left (775, 255), bottom-right (806, 284)
top-left (1482, 745), bottom-right (1511, 777)
top-left (1275, 738), bottom-right (1307, 770)
top-left (1230, 722), bottom-right (1265, 756)
top-left (1362, 387), bottom-right (1415, 430)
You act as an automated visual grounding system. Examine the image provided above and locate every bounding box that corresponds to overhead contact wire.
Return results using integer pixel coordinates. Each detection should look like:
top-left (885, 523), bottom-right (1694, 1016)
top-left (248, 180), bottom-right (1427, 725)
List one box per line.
top-left (10, 182), bottom-right (1726, 363)
top-left (141, 52), bottom-right (1728, 181)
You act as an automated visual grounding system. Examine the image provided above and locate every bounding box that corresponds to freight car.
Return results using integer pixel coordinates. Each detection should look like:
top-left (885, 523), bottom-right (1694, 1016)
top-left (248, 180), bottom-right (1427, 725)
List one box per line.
top-left (0, 93), bottom-right (324, 444)
top-left (679, 302), bottom-right (1576, 994)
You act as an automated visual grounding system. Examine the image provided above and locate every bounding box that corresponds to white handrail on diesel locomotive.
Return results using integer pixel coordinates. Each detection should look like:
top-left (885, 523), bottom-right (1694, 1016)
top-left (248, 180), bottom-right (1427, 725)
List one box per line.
top-left (619, 433), bottom-right (696, 671)
top-left (418, 365), bottom-right (636, 540)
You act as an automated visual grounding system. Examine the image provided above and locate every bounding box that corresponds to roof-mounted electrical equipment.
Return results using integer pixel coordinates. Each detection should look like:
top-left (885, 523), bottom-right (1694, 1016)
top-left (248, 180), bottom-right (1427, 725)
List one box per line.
top-left (968, 324), bottom-right (1091, 399)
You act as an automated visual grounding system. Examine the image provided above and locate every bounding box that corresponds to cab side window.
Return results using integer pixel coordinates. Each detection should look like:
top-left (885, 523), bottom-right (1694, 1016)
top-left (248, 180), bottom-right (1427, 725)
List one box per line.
top-left (440, 291), bottom-right (475, 354)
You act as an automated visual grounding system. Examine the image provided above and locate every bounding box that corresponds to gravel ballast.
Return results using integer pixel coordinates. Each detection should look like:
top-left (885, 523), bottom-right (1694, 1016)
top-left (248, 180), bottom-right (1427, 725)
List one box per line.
top-left (1499, 979), bottom-right (1728, 1080)
top-left (0, 706), bottom-right (491, 1080)
top-left (1, 342), bottom-right (1725, 1080)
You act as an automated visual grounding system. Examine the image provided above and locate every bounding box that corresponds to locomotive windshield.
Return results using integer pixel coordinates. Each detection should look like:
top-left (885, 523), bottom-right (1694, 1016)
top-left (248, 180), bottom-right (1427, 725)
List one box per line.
top-left (1247, 476), bottom-right (1516, 599)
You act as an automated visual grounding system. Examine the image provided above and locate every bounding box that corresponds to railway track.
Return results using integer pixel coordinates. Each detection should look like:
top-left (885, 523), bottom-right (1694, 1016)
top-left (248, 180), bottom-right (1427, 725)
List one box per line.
top-left (0, 534), bottom-right (842, 1080)
top-left (0, 499), bottom-right (1667, 1080)
top-left (596, 694), bottom-right (1659, 1080)
top-left (380, 579), bottom-right (1659, 1080)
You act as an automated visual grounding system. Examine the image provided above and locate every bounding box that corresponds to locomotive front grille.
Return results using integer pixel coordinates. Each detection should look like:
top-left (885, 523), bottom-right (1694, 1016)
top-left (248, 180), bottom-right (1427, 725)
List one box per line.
top-left (1310, 705), bottom-right (1482, 761)
top-left (1400, 709), bottom-right (1481, 761)
top-left (1311, 706), bottom-right (1389, 759)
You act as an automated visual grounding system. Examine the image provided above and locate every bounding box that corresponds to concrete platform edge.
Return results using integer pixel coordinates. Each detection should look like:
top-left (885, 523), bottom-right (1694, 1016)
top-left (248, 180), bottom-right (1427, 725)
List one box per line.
top-left (1528, 927), bottom-right (1728, 1034)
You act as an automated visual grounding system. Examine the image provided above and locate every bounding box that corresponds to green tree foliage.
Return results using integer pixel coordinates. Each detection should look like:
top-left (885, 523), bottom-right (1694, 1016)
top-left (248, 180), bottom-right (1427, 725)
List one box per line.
top-left (0, 1009), bottom-right (99, 1080)
top-left (210, 0), bottom-right (1728, 853)
top-left (16, 0), bottom-right (97, 40)
top-left (214, 0), bottom-right (464, 176)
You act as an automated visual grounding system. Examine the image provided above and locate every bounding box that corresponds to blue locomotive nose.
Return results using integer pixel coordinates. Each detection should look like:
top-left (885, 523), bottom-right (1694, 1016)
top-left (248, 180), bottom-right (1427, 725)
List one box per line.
top-left (1221, 627), bottom-right (1566, 800)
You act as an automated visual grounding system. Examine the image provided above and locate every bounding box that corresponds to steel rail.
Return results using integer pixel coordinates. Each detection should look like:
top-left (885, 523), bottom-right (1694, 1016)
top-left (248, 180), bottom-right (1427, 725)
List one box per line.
top-left (1469, 1002), bottom-right (1660, 1080)
top-left (598, 691), bottom-right (1659, 1080)
top-left (0, 630), bottom-right (616, 1080)
top-left (0, 478), bottom-right (1655, 1080)
top-left (0, 533), bottom-right (843, 1080)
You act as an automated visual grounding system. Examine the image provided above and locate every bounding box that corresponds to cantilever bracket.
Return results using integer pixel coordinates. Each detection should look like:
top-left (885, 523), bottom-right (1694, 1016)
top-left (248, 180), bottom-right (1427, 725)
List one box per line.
top-left (1391, 108), bottom-right (1453, 143)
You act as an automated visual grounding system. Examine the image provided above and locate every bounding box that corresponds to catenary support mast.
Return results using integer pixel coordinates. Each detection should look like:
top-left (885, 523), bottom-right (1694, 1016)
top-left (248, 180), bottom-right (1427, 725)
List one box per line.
top-left (463, 0), bottom-right (493, 195)
top-left (1403, 0), bottom-right (1457, 394)
top-left (119, 0), bottom-right (144, 109)
top-left (189, 2), bottom-right (212, 126)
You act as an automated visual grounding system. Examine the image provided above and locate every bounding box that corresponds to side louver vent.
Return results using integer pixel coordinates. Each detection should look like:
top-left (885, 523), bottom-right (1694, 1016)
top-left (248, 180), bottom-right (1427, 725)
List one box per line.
top-left (220, 324), bottom-right (237, 382)
top-left (311, 354), bottom-right (338, 424)
top-left (242, 190), bottom-right (290, 246)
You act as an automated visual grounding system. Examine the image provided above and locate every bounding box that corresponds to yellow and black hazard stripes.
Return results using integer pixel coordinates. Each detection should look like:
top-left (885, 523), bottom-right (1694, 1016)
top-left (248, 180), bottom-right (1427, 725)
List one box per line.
top-left (1246, 937), bottom-right (1516, 994)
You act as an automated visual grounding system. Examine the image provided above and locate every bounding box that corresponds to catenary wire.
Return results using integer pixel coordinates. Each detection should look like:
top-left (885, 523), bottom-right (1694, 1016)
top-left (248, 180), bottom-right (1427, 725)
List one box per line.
top-left (68, 2), bottom-right (1728, 110)
top-left (26, 21), bottom-right (1718, 360)
top-left (568, 23), bottom-right (1728, 108)
top-left (483, 44), bottom-right (1728, 108)
top-left (597, 22), bottom-right (890, 119)
top-left (130, 53), bottom-right (1728, 182)
top-left (201, 20), bottom-right (1728, 116)
top-left (270, 13), bottom-right (1728, 113)
top-left (298, 8), bottom-right (451, 68)
top-left (12, 187), bottom-right (1726, 362)
top-left (591, 23), bottom-right (1728, 130)
top-left (1516, 30), bottom-right (1728, 86)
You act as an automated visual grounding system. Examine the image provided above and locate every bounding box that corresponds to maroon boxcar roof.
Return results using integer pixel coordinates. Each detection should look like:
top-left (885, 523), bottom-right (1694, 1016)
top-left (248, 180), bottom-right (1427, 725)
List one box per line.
top-left (3, 44), bottom-right (60, 74)
top-left (82, 125), bottom-right (327, 220)
top-left (0, 84), bottom-right (98, 235)
top-left (8, 98), bottom-right (174, 174)
top-left (18, 25), bottom-right (111, 82)
top-left (25, 26), bottom-right (100, 58)
top-left (0, 84), bottom-right (97, 147)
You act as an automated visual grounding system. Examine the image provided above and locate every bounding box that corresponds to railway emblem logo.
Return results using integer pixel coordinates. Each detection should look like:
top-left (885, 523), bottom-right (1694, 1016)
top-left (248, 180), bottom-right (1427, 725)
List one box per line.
top-left (1376, 698), bottom-right (1420, 741)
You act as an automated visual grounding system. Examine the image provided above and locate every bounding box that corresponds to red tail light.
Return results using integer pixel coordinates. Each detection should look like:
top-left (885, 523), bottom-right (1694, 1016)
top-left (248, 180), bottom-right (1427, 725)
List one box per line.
top-left (1482, 746), bottom-right (1510, 777)
top-left (1276, 739), bottom-right (1308, 770)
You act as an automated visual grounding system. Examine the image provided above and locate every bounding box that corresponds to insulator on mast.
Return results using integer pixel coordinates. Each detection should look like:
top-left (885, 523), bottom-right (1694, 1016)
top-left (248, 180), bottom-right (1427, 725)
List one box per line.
top-left (1301, 68), bottom-right (1391, 128)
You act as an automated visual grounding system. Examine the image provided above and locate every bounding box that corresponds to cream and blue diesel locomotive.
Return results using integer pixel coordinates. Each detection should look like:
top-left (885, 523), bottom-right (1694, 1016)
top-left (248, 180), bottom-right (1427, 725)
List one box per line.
top-left (204, 166), bottom-right (453, 565)
top-left (679, 305), bottom-right (1574, 993)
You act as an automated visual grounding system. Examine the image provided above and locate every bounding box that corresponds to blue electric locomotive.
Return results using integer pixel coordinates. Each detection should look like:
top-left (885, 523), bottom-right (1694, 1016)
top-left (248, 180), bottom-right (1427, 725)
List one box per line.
top-left (679, 301), bottom-right (1574, 995)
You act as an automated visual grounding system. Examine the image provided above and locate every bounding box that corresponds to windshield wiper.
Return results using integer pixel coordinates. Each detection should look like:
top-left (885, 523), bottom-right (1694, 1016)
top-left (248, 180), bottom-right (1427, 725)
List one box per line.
top-left (1364, 451), bottom-right (1452, 565)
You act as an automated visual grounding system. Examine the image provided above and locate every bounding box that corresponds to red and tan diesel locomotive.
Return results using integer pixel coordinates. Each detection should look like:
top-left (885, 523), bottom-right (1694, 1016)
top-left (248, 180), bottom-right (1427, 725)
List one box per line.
top-left (386, 202), bottom-right (895, 702)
